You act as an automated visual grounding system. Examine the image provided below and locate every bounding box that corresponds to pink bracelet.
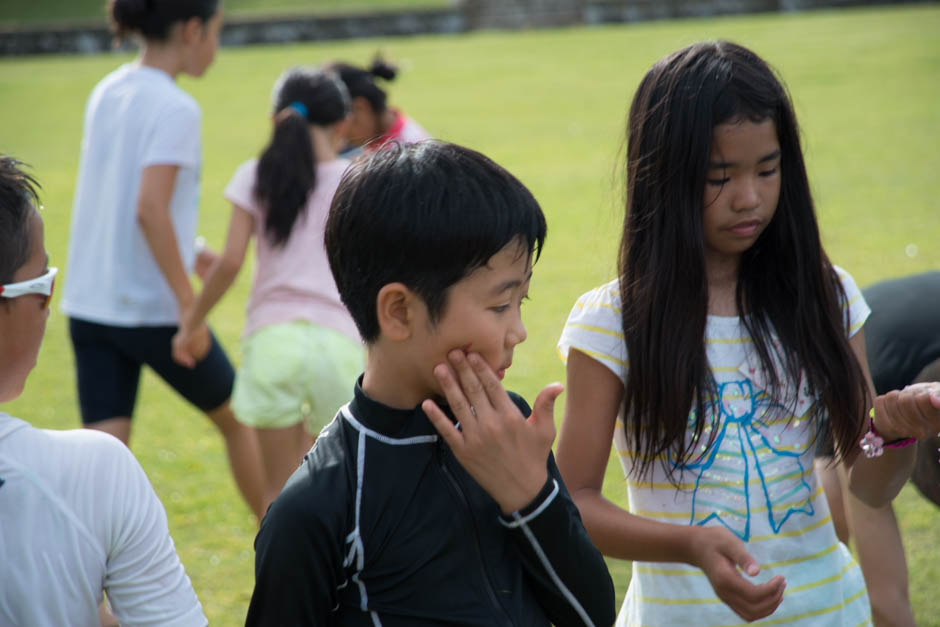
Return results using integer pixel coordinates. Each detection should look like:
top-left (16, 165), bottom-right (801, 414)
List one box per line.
top-left (860, 408), bottom-right (917, 458)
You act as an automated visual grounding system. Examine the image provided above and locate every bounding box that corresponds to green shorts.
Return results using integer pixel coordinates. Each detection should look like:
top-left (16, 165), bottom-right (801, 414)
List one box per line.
top-left (232, 321), bottom-right (364, 433)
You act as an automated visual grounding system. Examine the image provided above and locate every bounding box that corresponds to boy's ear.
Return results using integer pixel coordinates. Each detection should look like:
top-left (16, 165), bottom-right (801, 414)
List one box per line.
top-left (375, 282), bottom-right (416, 341)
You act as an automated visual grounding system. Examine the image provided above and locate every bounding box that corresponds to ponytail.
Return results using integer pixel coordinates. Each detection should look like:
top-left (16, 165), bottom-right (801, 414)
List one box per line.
top-left (255, 107), bottom-right (315, 248)
top-left (254, 68), bottom-right (350, 248)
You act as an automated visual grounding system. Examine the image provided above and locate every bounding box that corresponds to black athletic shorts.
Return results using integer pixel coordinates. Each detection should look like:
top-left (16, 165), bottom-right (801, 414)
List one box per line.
top-left (69, 317), bottom-right (235, 424)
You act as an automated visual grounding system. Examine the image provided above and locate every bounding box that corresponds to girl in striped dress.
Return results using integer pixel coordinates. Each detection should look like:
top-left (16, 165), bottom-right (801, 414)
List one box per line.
top-left (555, 41), bottom-right (940, 627)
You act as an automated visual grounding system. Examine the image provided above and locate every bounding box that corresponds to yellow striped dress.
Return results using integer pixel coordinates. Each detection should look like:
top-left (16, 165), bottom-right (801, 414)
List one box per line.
top-left (557, 268), bottom-right (872, 627)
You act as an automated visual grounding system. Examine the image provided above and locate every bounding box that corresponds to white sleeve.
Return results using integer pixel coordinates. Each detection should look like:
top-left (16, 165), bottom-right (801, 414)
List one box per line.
top-left (833, 265), bottom-right (871, 338)
top-left (100, 440), bottom-right (207, 627)
top-left (557, 279), bottom-right (628, 383)
top-left (141, 101), bottom-right (201, 169)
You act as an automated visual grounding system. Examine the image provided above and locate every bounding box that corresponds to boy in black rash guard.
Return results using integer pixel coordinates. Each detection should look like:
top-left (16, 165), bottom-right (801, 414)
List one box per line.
top-left (246, 141), bottom-right (615, 627)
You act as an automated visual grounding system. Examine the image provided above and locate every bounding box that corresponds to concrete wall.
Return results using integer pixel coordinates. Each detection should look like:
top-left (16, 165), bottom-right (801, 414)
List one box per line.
top-left (0, 8), bottom-right (465, 57)
top-left (463, 0), bottom-right (586, 29)
top-left (584, 0), bottom-right (913, 22)
top-left (0, 1), bottom-right (928, 56)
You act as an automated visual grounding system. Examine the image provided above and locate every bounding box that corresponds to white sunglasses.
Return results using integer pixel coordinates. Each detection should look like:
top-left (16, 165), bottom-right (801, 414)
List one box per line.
top-left (0, 267), bottom-right (58, 309)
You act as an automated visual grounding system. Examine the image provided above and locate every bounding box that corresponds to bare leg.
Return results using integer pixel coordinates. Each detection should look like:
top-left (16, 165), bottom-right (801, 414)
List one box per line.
top-left (256, 423), bottom-right (316, 515)
top-left (840, 465), bottom-right (915, 627)
top-left (86, 417), bottom-right (132, 445)
top-left (206, 400), bottom-right (265, 521)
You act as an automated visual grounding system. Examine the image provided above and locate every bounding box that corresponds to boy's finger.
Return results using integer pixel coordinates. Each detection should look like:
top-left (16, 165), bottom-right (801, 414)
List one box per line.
top-left (422, 398), bottom-right (464, 451)
top-left (466, 352), bottom-right (511, 409)
top-left (447, 350), bottom-right (490, 412)
top-left (431, 363), bottom-right (478, 427)
top-left (531, 383), bottom-right (564, 438)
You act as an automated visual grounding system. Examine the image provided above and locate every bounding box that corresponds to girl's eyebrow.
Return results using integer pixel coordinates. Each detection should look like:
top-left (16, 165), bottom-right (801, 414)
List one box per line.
top-left (708, 149), bottom-right (782, 169)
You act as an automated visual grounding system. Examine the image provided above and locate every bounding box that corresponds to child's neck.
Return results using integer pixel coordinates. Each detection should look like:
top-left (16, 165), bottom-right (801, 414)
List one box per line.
top-left (706, 256), bottom-right (740, 317)
top-left (310, 126), bottom-right (340, 163)
top-left (138, 43), bottom-right (183, 79)
top-left (361, 346), bottom-right (429, 411)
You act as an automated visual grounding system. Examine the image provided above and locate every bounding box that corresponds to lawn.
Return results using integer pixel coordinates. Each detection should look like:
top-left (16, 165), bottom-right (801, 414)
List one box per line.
top-left (1, 3), bottom-right (938, 625)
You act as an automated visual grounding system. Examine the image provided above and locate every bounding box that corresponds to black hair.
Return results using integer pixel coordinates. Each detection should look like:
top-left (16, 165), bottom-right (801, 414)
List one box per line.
top-left (325, 141), bottom-right (547, 344)
top-left (323, 55), bottom-right (398, 114)
top-left (0, 157), bottom-right (40, 286)
top-left (619, 41), bottom-right (869, 480)
top-left (255, 67), bottom-right (351, 248)
top-left (109, 0), bottom-right (219, 41)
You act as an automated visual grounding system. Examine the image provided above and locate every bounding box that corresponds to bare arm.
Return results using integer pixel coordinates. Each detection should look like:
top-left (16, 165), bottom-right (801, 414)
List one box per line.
top-left (172, 204), bottom-right (253, 367)
top-left (845, 329), bottom-right (918, 507)
top-left (136, 165), bottom-right (194, 313)
top-left (555, 349), bottom-right (785, 622)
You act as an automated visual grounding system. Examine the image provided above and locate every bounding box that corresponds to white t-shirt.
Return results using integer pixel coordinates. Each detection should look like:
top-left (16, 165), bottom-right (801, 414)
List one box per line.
top-left (62, 63), bottom-right (202, 326)
top-left (0, 413), bottom-right (206, 626)
top-left (558, 267), bottom-right (872, 626)
top-left (224, 158), bottom-right (359, 341)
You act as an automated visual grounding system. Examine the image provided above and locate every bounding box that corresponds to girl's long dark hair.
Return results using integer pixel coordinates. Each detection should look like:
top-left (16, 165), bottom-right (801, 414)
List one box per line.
top-left (255, 68), bottom-right (350, 247)
top-left (620, 41), bottom-right (869, 481)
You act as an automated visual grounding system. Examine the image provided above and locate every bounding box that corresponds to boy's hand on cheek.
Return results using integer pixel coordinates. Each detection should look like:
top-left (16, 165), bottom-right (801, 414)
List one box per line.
top-left (422, 350), bottom-right (564, 515)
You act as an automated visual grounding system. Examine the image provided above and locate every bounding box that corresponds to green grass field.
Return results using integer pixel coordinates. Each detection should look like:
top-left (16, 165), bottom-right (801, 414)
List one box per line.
top-left (1, 4), bottom-right (938, 625)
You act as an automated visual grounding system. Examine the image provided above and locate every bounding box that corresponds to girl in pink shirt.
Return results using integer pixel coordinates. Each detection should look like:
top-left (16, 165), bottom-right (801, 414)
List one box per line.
top-left (174, 67), bottom-right (363, 513)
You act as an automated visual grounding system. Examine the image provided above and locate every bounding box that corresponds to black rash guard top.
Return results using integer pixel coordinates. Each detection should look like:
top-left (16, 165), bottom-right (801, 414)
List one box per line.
top-left (246, 379), bottom-right (615, 627)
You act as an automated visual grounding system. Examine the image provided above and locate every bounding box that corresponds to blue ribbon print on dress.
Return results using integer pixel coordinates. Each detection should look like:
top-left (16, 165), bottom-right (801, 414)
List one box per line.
top-left (680, 379), bottom-right (814, 541)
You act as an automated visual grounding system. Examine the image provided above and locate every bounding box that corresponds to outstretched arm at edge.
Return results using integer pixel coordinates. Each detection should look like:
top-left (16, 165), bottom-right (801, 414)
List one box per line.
top-left (845, 329), bottom-right (918, 507)
top-left (172, 204), bottom-right (253, 367)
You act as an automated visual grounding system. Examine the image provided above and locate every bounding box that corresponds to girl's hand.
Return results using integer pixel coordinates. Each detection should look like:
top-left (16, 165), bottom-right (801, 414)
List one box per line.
top-left (423, 349), bottom-right (564, 515)
top-left (171, 322), bottom-right (210, 368)
top-left (689, 526), bottom-right (786, 622)
top-left (872, 382), bottom-right (940, 441)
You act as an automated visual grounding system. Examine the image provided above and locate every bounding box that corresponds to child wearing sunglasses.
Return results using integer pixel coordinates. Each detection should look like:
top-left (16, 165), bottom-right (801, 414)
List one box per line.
top-left (0, 156), bottom-right (207, 625)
